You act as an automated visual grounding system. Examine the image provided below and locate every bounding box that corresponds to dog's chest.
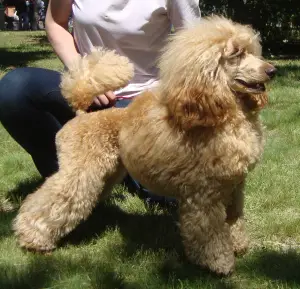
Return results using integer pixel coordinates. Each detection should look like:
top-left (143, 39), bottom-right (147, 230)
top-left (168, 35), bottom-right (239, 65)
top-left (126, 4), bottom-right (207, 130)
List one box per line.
top-left (120, 110), bottom-right (264, 196)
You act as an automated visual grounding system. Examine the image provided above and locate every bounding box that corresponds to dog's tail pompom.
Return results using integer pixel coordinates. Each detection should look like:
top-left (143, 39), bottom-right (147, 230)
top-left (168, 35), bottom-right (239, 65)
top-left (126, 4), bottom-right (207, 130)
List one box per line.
top-left (60, 48), bottom-right (134, 111)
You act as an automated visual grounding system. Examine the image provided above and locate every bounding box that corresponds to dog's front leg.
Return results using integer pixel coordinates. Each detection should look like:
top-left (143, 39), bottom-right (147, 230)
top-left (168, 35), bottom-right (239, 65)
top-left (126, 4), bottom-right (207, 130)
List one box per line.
top-left (179, 196), bottom-right (235, 275)
top-left (226, 181), bottom-right (249, 255)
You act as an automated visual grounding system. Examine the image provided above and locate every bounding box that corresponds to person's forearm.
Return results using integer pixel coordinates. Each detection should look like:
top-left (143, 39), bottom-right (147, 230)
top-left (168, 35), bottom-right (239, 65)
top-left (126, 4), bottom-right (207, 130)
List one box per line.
top-left (46, 22), bottom-right (80, 69)
top-left (45, 0), bottom-right (80, 69)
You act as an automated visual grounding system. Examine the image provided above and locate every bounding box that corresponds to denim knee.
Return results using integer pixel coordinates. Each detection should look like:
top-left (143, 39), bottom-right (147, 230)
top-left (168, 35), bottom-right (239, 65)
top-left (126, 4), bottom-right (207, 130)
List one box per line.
top-left (0, 68), bottom-right (31, 115)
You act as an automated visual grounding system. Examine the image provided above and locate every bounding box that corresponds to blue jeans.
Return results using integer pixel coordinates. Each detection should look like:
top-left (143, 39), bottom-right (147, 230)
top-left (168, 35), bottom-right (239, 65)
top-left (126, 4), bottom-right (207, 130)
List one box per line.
top-left (0, 68), bottom-right (176, 205)
top-left (0, 67), bottom-right (131, 177)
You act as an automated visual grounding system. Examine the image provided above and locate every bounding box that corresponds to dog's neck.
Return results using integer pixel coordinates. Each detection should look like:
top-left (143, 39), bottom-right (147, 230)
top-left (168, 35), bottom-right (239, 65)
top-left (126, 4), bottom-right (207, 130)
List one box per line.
top-left (234, 91), bottom-right (268, 113)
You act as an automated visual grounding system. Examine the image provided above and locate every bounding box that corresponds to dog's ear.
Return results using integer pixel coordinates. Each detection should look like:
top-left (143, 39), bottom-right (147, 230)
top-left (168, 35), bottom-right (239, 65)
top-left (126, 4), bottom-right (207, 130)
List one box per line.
top-left (223, 38), bottom-right (243, 59)
top-left (167, 85), bottom-right (236, 129)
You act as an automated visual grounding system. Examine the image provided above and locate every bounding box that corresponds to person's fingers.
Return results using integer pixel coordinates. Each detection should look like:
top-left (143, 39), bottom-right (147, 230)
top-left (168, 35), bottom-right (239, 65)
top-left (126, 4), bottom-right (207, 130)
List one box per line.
top-left (105, 91), bottom-right (116, 101)
top-left (92, 92), bottom-right (117, 110)
top-left (99, 94), bottom-right (110, 106)
top-left (96, 94), bottom-right (110, 106)
top-left (105, 91), bottom-right (117, 105)
top-left (93, 96), bottom-right (102, 106)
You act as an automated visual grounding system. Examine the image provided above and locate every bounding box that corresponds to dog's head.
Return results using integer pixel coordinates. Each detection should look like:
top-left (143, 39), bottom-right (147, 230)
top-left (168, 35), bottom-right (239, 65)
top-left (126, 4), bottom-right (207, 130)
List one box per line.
top-left (158, 16), bottom-right (276, 129)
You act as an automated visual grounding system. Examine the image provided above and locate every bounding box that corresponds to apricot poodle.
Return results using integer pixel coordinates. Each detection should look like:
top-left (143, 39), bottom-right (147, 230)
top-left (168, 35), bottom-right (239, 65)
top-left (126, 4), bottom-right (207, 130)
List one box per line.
top-left (14, 16), bottom-right (276, 275)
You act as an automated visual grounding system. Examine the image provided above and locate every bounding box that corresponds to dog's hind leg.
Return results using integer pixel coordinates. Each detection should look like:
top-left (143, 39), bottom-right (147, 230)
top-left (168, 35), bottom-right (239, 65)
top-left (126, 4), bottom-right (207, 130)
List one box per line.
top-left (179, 196), bottom-right (235, 275)
top-left (13, 111), bottom-right (126, 252)
top-left (226, 181), bottom-right (249, 255)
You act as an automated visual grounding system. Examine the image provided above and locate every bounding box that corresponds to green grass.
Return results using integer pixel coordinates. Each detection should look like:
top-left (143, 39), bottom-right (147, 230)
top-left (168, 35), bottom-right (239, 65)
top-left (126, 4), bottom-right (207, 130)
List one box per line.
top-left (0, 31), bottom-right (300, 289)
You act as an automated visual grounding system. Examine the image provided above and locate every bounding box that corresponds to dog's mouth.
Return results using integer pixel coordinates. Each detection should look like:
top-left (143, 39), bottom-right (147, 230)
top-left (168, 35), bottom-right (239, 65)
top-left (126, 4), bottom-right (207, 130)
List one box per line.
top-left (234, 79), bottom-right (266, 93)
top-left (231, 79), bottom-right (268, 110)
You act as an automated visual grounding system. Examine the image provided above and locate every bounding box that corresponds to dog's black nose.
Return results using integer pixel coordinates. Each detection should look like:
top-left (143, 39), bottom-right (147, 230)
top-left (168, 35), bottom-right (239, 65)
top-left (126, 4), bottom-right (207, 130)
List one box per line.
top-left (265, 67), bottom-right (277, 79)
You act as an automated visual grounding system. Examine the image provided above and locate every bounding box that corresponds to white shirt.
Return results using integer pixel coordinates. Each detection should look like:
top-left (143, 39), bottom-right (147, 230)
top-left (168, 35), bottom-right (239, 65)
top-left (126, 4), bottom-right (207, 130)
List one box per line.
top-left (72, 0), bottom-right (201, 98)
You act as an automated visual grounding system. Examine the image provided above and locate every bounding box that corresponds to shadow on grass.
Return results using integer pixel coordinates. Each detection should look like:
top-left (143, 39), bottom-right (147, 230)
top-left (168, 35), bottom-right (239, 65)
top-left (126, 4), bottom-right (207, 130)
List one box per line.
top-left (0, 255), bottom-right (127, 289)
top-left (29, 34), bottom-right (50, 45)
top-left (159, 259), bottom-right (237, 289)
top-left (2, 252), bottom-right (226, 289)
top-left (0, 178), bottom-right (42, 240)
top-left (64, 201), bottom-right (182, 253)
top-left (0, 255), bottom-right (227, 289)
top-left (0, 48), bottom-right (54, 72)
top-left (3, 194), bottom-right (299, 287)
top-left (63, 202), bottom-right (239, 287)
top-left (0, 258), bottom-right (55, 289)
top-left (3, 179), bottom-right (300, 287)
top-left (2, 184), bottom-right (227, 286)
top-left (239, 249), bottom-right (300, 285)
top-left (0, 223), bottom-right (231, 289)
top-left (6, 177), bottom-right (43, 203)
top-left (0, 211), bottom-right (16, 240)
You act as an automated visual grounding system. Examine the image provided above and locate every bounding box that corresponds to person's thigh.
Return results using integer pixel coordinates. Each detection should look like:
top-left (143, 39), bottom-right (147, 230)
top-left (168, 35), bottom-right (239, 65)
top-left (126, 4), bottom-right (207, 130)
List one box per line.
top-left (0, 67), bottom-right (75, 177)
top-left (0, 67), bottom-right (75, 124)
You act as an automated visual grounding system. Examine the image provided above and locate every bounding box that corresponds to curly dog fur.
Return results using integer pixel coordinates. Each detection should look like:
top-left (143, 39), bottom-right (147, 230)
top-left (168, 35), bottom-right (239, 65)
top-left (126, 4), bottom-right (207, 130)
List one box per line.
top-left (14, 17), bottom-right (275, 275)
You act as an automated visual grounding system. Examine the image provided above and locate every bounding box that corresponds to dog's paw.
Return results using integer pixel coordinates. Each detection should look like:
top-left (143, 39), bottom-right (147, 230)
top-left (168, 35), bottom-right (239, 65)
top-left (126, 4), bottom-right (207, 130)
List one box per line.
top-left (204, 251), bottom-right (235, 276)
top-left (232, 236), bottom-right (249, 256)
top-left (230, 218), bottom-right (249, 256)
top-left (185, 244), bottom-right (235, 276)
top-left (13, 214), bottom-right (57, 252)
top-left (18, 237), bottom-right (57, 253)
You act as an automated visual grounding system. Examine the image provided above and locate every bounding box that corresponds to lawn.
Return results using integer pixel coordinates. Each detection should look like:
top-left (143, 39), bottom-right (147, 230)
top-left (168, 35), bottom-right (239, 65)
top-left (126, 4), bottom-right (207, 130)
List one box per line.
top-left (0, 31), bottom-right (300, 289)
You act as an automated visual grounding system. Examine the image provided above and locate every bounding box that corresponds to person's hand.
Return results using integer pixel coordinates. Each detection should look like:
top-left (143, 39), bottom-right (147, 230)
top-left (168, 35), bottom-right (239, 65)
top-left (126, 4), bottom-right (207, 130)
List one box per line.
top-left (92, 91), bottom-right (116, 109)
